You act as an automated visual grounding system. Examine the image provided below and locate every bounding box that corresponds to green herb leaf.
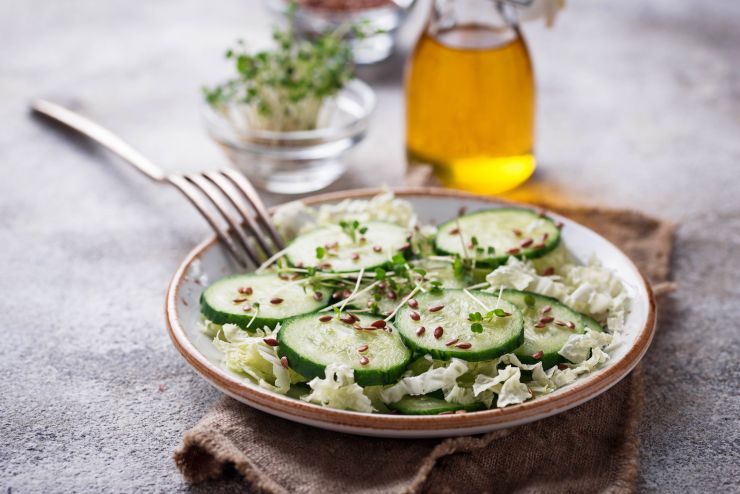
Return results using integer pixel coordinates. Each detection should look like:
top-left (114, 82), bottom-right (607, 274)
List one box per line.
top-left (470, 322), bottom-right (484, 333)
top-left (316, 246), bottom-right (326, 259)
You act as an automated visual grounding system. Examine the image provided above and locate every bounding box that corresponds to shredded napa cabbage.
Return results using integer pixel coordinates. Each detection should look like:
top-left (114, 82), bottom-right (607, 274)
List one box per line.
top-left (210, 323), bottom-right (296, 394)
top-left (485, 255), bottom-right (630, 332)
top-left (380, 358), bottom-right (469, 404)
top-left (381, 329), bottom-right (613, 409)
top-left (272, 190), bottom-right (416, 239)
top-left (301, 363), bottom-right (374, 413)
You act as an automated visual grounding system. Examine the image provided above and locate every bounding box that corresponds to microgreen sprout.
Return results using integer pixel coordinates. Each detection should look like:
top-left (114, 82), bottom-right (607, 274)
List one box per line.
top-left (204, 5), bottom-right (357, 132)
top-left (339, 219), bottom-right (367, 243)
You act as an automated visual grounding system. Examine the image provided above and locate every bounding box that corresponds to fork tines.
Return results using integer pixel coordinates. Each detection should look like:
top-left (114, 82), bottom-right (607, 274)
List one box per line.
top-left (168, 169), bottom-right (284, 267)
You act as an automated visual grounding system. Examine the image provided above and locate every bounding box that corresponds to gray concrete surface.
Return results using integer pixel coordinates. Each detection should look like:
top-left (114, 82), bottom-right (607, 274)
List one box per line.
top-left (1, 0), bottom-right (738, 492)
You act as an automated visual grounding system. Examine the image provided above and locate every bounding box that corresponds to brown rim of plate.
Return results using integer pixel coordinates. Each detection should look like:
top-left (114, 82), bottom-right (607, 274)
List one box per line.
top-left (164, 186), bottom-right (657, 432)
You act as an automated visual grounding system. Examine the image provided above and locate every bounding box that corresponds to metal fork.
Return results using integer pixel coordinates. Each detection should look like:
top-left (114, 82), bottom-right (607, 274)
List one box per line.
top-left (31, 99), bottom-right (284, 267)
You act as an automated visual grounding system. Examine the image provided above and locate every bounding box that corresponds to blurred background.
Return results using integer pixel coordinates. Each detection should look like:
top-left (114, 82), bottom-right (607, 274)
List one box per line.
top-left (1, 0), bottom-right (738, 492)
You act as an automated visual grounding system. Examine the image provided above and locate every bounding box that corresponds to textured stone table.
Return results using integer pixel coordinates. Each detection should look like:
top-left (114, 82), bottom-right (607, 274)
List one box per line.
top-left (1, 0), bottom-right (738, 492)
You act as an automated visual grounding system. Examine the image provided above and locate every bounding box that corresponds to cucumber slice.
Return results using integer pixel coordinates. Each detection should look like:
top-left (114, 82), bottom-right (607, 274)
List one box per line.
top-left (388, 395), bottom-right (486, 415)
top-left (499, 289), bottom-right (604, 368)
top-left (394, 289), bottom-right (524, 361)
top-left (435, 208), bottom-right (561, 266)
top-left (277, 312), bottom-right (412, 386)
top-left (285, 221), bottom-right (411, 272)
top-left (200, 273), bottom-right (327, 330)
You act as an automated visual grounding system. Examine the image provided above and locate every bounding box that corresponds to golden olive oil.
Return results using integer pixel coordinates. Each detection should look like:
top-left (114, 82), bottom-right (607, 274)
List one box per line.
top-left (405, 27), bottom-right (536, 194)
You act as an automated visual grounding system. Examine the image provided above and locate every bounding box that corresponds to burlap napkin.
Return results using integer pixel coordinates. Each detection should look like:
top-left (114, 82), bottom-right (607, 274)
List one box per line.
top-left (174, 197), bottom-right (674, 494)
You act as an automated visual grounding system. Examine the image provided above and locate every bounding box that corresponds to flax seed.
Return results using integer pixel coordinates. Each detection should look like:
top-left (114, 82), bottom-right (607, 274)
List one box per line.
top-left (280, 356), bottom-right (289, 369)
top-left (449, 227), bottom-right (460, 235)
top-left (429, 305), bottom-right (444, 313)
top-left (357, 344), bottom-right (369, 353)
top-left (319, 315), bottom-right (333, 322)
top-left (408, 298), bottom-right (419, 309)
top-left (543, 267), bottom-right (555, 276)
top-left (507, 247), bottom-right (521, 255)
top-left (455, 342), bottom-right (472, 349)
top-left (373, 245), bottom-right (382, 253)
top-left (313, 291), bottom-right (323, 301)
top-left (410, 311), bottom-right (420, 321)
top-left (270, 298), bottom-right (284, 305)
top-left (532, 351), bottom-right (544, 359)
top-left (416, 326), bottom-right (426, 336)
top-left (370, 320), bottom-right (386, 329)
top-left (540, 316), bottom-right (554, 324)
top-left (445, 338), bottom-right (459, 347)
top-left (263, 338), bottom-right (279, 347)
top-left (242, 304), bottom-right (252, 312)
top-left (359, 356), bottom-right (369, 365)
top-left (433, 326), bottom-right (443, 339)
top-left (520, 238), bottom-right (534, 248)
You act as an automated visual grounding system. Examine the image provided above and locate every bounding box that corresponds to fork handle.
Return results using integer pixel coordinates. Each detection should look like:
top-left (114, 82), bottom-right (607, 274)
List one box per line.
top-left (31, 99), bottom-right (166, 182)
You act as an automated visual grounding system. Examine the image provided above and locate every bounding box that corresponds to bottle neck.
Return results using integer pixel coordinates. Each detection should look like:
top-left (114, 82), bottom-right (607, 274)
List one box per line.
top-left (427, 0), bottom-right (522, 50)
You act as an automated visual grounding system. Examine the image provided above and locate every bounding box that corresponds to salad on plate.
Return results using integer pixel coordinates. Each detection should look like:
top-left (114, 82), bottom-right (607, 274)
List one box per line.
top-left (198, 192), bottom-right (630, 415)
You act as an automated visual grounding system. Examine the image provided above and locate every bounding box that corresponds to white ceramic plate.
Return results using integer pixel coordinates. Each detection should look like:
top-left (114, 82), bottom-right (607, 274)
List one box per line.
top-left (165, 187), bottom-right (656, 438)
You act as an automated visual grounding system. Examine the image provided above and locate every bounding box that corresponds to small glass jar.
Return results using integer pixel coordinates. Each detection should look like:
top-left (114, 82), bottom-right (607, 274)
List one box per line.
top-left (264, 0), bottom-right (417, 64)
top-left (203, 80), bottom-right (375, 195)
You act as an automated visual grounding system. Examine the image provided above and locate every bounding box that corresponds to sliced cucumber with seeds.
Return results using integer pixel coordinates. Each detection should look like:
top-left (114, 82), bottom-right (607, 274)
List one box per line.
top-left (499, 289), bottom-right (604, 369)
top-left (285, 221), bottom-right (411, 272)
top-left (200, 273), bottom-right (327, 330)
top-left (395, 289), bottom-right (524, 361)
top-left (388, 394), bottom-right (486, 415)
top-left (435, 208), bottom-right (561, 267)
top-left (277, 312), bottom-right (411, 386)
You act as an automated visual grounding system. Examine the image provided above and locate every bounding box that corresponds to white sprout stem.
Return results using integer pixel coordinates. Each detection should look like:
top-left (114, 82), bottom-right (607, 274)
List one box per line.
top-left (494, 285), bottom-right (503, 310)
top-left (384, 284), bottom-right (422, 322)
top-left (256, 245), bottom-right (292, 273)
top-left (339, 268), bottom-right (364, 313)
top-left (320, 279), bottom-right (380, 313)
top-left (246, 306), bottom-right (260, 329)
top-left (426, 256), bottom-right (455, 263)
top-left (463, 288), bottom-right (491, 313)
top-left (466, 281), bottom-right (490, 290)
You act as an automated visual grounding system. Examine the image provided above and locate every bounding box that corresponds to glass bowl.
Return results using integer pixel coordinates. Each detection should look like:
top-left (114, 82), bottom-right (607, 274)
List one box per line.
top-left (202, 79), bottom-right (375, 195)
top-left (264, 0), bottom-right (417, 64)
